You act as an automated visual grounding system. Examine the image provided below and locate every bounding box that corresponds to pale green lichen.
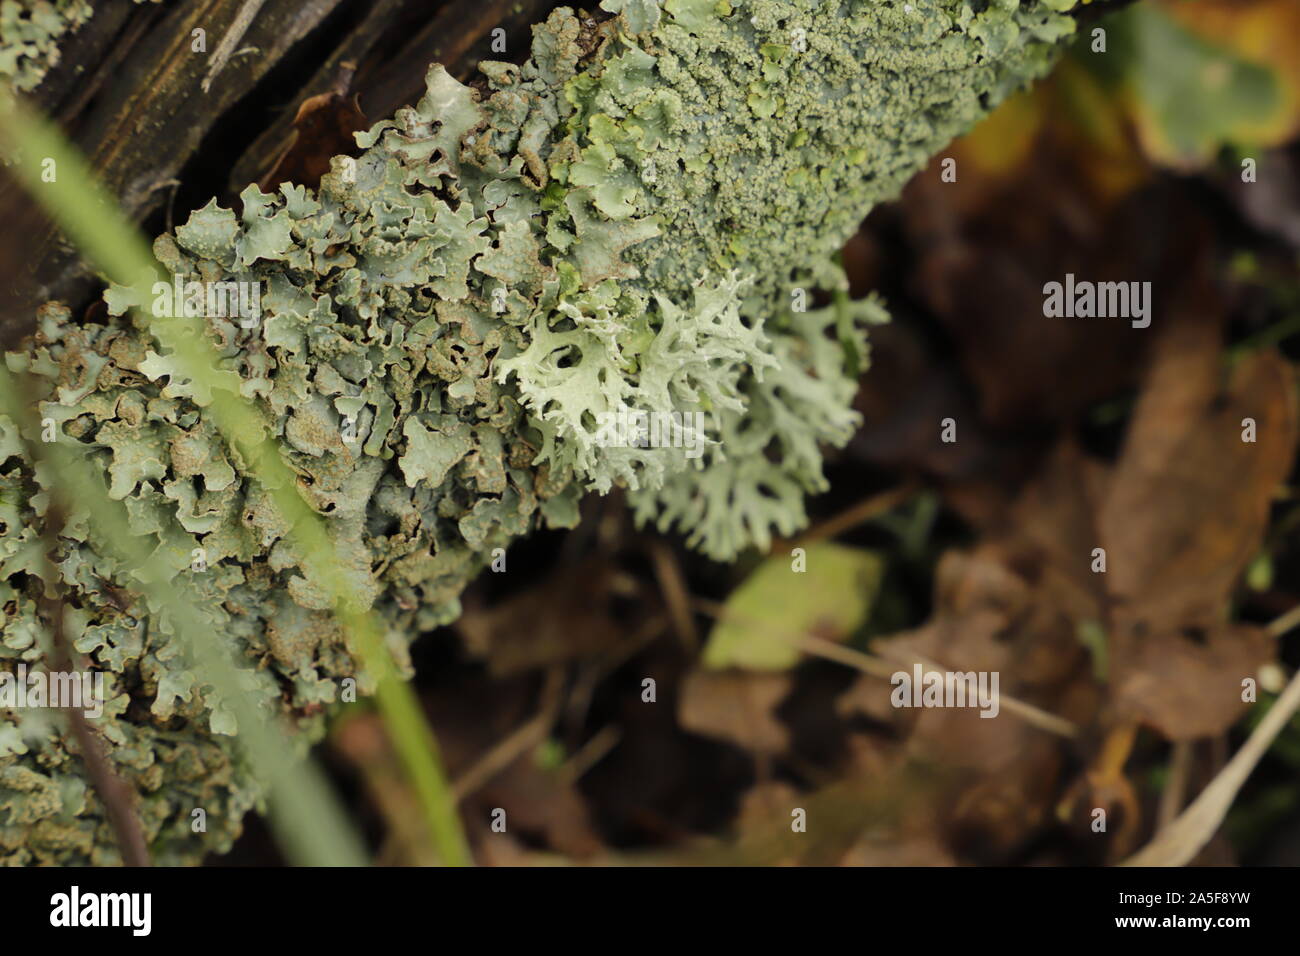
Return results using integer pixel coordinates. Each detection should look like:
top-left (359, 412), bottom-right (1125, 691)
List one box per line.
top-left (1, 0), bottom-right (1086, 863)
top-left (0, 0), bottom-right (92, 91)
top-left (564, 0), bottom-right (1080, 555)
top-left (0, 0), bottom-right (159, 91)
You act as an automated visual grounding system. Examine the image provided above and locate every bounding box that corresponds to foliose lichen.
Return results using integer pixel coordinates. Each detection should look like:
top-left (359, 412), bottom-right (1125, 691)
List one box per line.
top-left (0, 0), bottom-right (158, 92)
top-left (1, 0), bottom-right (1083, 863)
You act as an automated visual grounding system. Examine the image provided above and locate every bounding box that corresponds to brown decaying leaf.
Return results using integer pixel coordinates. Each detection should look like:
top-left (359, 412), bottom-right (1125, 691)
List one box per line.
top-left (677, 670), bottom-right (793, 755)
top-left (868, 548), bottom-right (1093, 858)
top-left (1103, 331), bottom-right (1296, 623)
top-left (1102, 310), bottom-right (1297, 739)
top-left (259, 88), bottom-right (368, 193)
top-left (889, 94), bottom-right (1164, 434)
top-left (839, 165), bottom-right (1297, 856)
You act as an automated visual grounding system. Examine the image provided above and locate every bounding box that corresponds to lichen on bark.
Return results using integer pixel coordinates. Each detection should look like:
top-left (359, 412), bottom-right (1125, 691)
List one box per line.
top-left (0, 0), bottom-right (1086, 863)
top-left (0, 0), bottom-right (159, 92)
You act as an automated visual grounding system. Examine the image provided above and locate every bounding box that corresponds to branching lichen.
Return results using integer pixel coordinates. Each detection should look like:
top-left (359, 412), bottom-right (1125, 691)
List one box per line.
top-left (1, 0), bottom-right (1084, 863)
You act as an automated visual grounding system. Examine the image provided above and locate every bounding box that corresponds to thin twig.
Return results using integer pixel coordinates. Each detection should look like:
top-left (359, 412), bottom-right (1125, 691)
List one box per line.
top-left (1089, 722), bottom-right (1141, 859)
top-left (39, 593), bottom-right (151, 866)
top-left (14, 375), bottom-right (150, 866)
top-left (558, 725), bottom-right (621, 785)
top-left (646, 538), bottom-right (698, 651)
top-left (452, 668), bottom-right (564, 801)
top-left (809, 634), bottom-right (1080, 739)
top-left (563, 615), bottom-right (666, 739)
top-left (777, 483), bottom-right (917, 551)
top-left (202, 0), bottom-right (269, 93)
top-left (1156, 740), bottom-right (1194, 831)
top-left (1267, 601), bottom-right (1300, 639)
top-left (691, 597), bottom-right (1080, 739)
top-left (1121, 664), bottom-right (1300, 866)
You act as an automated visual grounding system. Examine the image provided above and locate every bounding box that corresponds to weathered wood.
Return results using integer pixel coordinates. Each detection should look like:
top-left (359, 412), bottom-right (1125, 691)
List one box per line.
top-left (0, 0), bottom-right (567, 348)
top-left (2, 0), bottom-right (347, 344)
top-left (226, 0), bottom-right (560, 203)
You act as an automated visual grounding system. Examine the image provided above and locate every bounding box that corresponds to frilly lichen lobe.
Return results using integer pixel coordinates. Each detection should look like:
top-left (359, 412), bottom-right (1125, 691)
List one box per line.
top-left (1, 0), bottom-right (1082, 863)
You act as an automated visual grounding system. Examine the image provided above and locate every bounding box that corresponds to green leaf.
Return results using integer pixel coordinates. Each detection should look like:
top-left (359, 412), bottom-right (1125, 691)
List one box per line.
top-left (703, 542), bottom-right (883, 671)
top-left (1096, 5), bottom-right (1283, 167)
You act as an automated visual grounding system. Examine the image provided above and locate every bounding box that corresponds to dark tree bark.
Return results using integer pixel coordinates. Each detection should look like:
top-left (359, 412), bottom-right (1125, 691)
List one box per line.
top-left (0, 0), bottom-right (562, 347)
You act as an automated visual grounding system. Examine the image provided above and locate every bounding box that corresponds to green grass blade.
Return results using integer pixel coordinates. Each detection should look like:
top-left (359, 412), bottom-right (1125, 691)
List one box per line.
top-left (0, 90), bottom-right (470, 866)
